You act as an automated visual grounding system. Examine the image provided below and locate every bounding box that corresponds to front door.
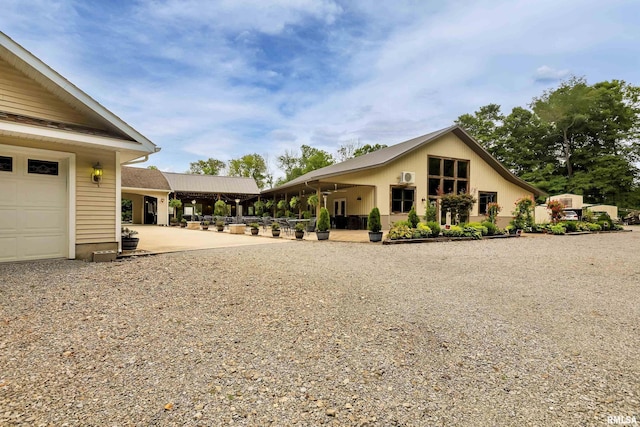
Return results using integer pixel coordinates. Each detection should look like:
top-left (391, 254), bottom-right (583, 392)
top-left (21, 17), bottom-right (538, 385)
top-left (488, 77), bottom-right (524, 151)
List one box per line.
top-left (334, 198), bottom-right (346, 229)
top-left (144, 196), bottom-right (157, 224)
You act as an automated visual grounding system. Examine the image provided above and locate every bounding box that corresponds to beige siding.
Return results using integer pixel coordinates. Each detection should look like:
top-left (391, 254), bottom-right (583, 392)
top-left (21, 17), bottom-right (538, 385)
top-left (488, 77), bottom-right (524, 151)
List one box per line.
top-left (323, 133), bottom-right (534, 222)
top-left (0, 57), bottom-right (105, 129)
top-left (76, 151), bottom-right (116, 243)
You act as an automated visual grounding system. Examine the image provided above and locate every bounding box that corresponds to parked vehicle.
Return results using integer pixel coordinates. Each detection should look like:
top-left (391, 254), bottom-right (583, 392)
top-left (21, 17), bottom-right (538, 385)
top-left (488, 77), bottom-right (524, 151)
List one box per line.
top-left (564, 210), bottom-right (579, 221)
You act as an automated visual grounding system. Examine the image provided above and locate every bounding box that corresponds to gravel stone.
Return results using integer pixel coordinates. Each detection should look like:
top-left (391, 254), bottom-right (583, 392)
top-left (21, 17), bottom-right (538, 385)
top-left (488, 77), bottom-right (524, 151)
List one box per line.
top-left (1, 230), bottom-right (639, 426)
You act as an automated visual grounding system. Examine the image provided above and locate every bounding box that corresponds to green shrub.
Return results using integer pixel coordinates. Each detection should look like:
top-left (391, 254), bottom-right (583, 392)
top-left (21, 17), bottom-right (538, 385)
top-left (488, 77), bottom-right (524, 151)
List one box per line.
top-left (564, 221), bottom-right (578, 232)
top-left (550, 224), bottom-right (566, 235)
top-left (462, 226), bottom-right (482, 239)
top-left (412, 223), bottom-right (432, 238)
top-left (317, 207), bottom-right (330, 232)
top-left (388, 224), bottom-right (412, 240)
top-left (442, 225), bottom-right (464, 237)
top-left (302, 210), bottom-right (311, 219)
top-left (582, 208), bottom-right (595, 223)
top-left (586, 223), bottom-right (601, 232)
top-left (598, 220), bottom-right (610, 231)
top-left (393, 220), bottom-right (411, 228)
top-left (426, 221), bottom-right (441, 237)
top-left (424, 203), bottom-right (437, 222)
top-left (368, 207), bottom-right (382, 233)
top-left (481, 221), bottom-right (498, 236)
top-left (214, 200), bottom-right (227, 217)
top-left (408, 206), bottom-right (419, 228)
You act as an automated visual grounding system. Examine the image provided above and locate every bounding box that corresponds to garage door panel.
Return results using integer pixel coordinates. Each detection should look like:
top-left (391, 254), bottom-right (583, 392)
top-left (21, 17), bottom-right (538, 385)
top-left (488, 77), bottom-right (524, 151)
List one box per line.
top-left (20, 180), bottom-right (67, 206)
top-left (0, 237), bottom-right (18, 262)
top-left (0, 180), bottom-right (18, 204)
top-left (22, 208), bottom-right (66, 232)
top-left (20, 234), bottom-right (66, 259)
top-left (0, 208), bottom-right (18, 232)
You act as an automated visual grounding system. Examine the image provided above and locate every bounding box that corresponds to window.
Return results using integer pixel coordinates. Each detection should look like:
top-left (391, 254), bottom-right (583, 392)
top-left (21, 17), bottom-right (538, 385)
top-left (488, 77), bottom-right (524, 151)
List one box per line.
top-left (427, 156), bottom-right (469, 198)
top-left (28, 159), bottom-right (58, 176)
top-left (391, 187), bottom-right (415, 213)
top-left (478, 192), bottom-right (497, 215)
top-left (0, 156), bottom-right (12, 172)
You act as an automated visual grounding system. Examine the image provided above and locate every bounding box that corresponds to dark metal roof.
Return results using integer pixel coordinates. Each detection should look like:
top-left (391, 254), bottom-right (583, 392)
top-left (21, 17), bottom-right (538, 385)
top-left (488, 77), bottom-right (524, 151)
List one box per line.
top-left (162, 171), bottom-right (260, 195)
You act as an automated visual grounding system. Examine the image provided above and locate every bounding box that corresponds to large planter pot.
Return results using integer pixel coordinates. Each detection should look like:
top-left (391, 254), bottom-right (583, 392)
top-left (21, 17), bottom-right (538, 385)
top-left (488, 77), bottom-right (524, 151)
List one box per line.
top-left (201, 225), bottom-right (209, 231)
top-left (250, 228), bottom-right (259, 235)
top-left (180, 222), bottom-right (187, 228)
top-left (294, 230), bottom-right (305, 240)
top-left (316, 230), bottom-right (330, 241)
top-left (368, 231), bottom-right (383, 242)
top-left (272, 230), bottom-right (281, 237)
top-left (216, 225), bottom-right (224, 232)
top-left (122, 237), bottom-right (139, 251)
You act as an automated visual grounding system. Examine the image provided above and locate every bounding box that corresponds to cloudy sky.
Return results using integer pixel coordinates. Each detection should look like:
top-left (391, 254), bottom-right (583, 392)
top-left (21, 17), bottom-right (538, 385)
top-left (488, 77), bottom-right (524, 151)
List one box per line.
top-left (2, 0), bottom-right (639, 176)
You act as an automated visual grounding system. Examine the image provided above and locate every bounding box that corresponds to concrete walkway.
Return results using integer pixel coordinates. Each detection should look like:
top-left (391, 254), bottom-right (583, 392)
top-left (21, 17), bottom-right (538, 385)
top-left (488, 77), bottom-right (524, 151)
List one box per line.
top-left (125, 224), bottom-right (373, 255)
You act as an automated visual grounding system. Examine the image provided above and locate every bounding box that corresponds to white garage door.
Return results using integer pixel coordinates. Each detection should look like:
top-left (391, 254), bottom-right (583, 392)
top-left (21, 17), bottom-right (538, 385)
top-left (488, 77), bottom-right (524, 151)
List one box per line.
top-left (0, 150), bottom-right (68, 262)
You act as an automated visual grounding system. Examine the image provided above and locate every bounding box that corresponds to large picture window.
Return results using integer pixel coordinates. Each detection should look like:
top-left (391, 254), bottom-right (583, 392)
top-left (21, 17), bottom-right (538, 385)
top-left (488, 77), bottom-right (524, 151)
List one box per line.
top-left (391, 187), bottom-right (415, 213)
top-left (478, 192), bottom-right (497, 215)
top-left (427, 156), bottom-right (469, 198)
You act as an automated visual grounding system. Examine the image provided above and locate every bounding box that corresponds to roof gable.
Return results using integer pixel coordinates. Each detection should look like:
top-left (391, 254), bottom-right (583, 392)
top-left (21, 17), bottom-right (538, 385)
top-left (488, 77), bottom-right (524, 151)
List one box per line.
top-left (122, 166), bottom-right (171, 190)
top-left (0, 31), bottom-right (157, 155)
top-left (268, 125), bottom-right (544, 196)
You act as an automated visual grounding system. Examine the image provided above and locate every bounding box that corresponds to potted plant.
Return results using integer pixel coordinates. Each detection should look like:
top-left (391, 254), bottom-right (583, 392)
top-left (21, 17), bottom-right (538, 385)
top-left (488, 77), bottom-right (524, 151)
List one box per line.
top-left (170, 217), bottom-right (179, 227)
top-left (271, 222), bottom-right (280, 237)
top-left (316, 207), bottom-right (330, 240)
top-left (121, 227), bottom-right (139, 251)
top-left (368, 207), bottom-right (383, 242)
top-left (215, 220), bottom-right (225, 232)
top-left (249, 222), bottom-right (260, 235)
top-left (201, 220), bottom-right (210, 230)
top-left (214, 199), bottom-right (227, 218)
top-left (169, 198), bottom-right (182, 219)
top-left (294, 222), bottom-right (306, 240)
top-left (180, 218), bottom-right (187, 228)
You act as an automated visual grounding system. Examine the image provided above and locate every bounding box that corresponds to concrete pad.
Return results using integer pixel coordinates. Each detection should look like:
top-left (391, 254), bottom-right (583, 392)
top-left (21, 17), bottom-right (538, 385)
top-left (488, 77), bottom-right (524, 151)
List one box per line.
top-left (126, 225), bottom-right (292, 254)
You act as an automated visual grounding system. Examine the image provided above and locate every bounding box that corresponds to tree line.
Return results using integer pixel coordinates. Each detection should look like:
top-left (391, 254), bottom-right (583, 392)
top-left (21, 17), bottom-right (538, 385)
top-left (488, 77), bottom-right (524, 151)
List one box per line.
top-left (456, 77), bottom-right (640, 207)
top-left (151, 77), bottom-right (640, 208)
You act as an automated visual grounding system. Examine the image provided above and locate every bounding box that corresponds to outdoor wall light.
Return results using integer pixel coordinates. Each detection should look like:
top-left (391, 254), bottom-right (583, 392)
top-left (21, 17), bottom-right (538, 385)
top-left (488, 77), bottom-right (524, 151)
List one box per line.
top-left (92, 162), bottom-right (103, 185)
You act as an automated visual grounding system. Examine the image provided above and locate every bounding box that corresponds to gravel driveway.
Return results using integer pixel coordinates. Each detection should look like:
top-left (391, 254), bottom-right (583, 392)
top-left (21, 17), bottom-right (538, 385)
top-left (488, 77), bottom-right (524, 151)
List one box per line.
top-left (1, 231), bottom-right (639, 426)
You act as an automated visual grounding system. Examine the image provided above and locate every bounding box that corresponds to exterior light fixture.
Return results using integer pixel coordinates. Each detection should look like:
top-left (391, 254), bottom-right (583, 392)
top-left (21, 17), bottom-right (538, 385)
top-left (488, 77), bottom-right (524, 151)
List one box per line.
top-left (92, 162), bottom-right (103, 184)
top-left (235, 199), bottom-right (241, 223)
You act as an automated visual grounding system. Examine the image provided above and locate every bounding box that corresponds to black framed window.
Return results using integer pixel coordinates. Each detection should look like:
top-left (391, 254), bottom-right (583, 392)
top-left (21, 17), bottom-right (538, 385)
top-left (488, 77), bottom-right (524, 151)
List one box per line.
top-left (0, 156), bottom-right (12, 172)
top-left (427, 156), bottom-right (469, 197)
top-left (391, 187), bottom-right (415, 213)
top-left (478, 192), bottom-right (497, 215)
top-left (28, 159), bottom-right (59, 176)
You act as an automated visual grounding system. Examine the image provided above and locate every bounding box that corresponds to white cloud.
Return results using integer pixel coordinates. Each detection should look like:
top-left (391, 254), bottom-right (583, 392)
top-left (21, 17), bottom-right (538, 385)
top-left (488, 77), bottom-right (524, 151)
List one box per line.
top-left (534, 65), bottom-right (571, 83)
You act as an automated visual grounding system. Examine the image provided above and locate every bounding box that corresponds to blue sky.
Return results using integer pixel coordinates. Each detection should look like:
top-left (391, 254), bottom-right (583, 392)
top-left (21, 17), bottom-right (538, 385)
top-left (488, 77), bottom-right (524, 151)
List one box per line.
top-left (2, 0), bottom-right (639, 178)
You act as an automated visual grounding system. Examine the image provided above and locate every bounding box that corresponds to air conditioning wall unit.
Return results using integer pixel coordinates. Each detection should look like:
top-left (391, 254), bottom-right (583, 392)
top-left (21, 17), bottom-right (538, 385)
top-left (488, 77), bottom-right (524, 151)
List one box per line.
top-left (400, 171), bottom-right (415, 184)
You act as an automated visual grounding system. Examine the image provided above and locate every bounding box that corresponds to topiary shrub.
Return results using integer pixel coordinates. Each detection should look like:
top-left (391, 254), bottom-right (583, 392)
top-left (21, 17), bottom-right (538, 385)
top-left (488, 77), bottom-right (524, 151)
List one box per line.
top-left (317, 207), bottom-right (330, 232)
top-left (426, 221), bottom-right (441, 237)
top-left (214, 200), bottom-right (227, 217)
top-left (407, 206), bottom-right (419, 228)
top-left (368, 207), bottom-right (381, 233)
top-left (424, 203), bottom-right (437, 222)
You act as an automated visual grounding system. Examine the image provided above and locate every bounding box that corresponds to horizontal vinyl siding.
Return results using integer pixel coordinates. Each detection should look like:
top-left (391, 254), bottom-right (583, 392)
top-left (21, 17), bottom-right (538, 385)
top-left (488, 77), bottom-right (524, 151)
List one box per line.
top-left (76, 151), bottom-right (116, 244)
top-left (324, 133), bottom-right (534, 218)
top-left (0, 57), bottom-right (105, 129)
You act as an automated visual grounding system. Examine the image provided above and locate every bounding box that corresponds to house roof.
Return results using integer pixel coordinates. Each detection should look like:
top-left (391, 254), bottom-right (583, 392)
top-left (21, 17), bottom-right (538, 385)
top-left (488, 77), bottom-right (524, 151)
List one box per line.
top-left (122, 166), bottom-right (171, 191)
top-left (0, 31), bottom-right (158, 158)
top-left (265, 125), bottom-right (545, 197)
top-left (162, 172), bottom-right (260, 195)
